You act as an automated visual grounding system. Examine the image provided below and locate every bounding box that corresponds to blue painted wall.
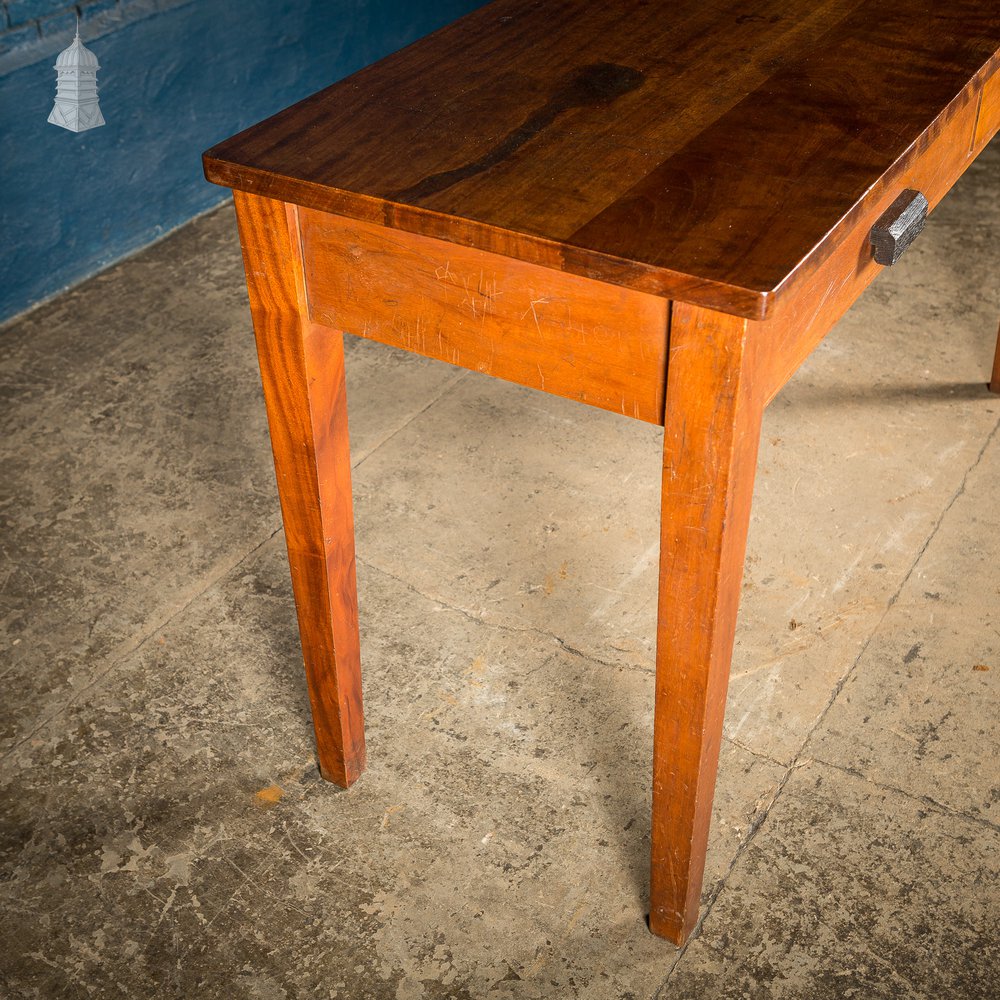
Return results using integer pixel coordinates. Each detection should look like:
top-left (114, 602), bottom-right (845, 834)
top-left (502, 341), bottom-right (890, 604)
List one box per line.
top-left (0, 0), bottom-right (483, 326)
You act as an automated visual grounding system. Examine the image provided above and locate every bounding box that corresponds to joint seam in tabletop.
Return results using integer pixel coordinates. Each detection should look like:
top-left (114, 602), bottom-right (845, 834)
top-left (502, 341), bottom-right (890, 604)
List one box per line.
top-left (653, 412), bottom-right (1000, 985)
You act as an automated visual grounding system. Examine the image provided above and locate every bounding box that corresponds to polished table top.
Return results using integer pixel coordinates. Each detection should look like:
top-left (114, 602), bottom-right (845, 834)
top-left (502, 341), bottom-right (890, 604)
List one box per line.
top-left (203, 0), bottom-right (1000, 319)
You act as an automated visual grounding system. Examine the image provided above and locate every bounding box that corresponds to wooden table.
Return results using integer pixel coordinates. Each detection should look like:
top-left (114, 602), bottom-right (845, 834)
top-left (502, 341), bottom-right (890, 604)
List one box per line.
top-left (204, 0), bottom-right (1000, 944)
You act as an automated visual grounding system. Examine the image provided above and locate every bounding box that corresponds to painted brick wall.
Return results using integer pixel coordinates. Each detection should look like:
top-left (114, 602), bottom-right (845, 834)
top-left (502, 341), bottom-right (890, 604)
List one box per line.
top-left (1, 1), bottom-right (213, 62)
top-left (0, 0), bottom-right (484, 325)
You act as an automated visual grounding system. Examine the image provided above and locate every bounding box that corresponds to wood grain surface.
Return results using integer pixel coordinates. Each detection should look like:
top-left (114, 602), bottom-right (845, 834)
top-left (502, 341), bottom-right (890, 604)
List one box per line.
top-left (299, 208), bottom-right (669, 422)
top-left (751, 91), bottom-right (984, 405)
top-left (650, 301), bottom-right (762, 942)
top-left (214, 0), bottom-right (1000, 949)
top-left (234, 191), bottom-right (366, 787)
top-left (974, 66), bottom-right (1000, 148)
top-left (205, 0), bottom-right (1000, 318)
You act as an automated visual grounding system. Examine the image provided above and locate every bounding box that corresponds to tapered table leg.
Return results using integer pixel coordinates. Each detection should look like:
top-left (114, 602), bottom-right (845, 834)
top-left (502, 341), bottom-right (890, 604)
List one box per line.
top-left (234, 191), bottom-right (366, 787)
top-left (989, 319), bottom-right (1000, 394)
top-left (649, 302), bottom-right (763, 943)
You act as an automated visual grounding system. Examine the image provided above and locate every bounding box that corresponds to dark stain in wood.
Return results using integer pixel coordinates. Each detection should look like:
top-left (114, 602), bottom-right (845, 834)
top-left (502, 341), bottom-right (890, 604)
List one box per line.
top-left (391, 62), bottom-right (645, 201)
top-left (204, 0), bottom-right (1000, 319)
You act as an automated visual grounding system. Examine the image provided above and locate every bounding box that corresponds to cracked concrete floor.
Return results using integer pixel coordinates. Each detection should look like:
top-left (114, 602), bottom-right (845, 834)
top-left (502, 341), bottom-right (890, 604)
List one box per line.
top-left (1, 138), bottom-right (998, 998)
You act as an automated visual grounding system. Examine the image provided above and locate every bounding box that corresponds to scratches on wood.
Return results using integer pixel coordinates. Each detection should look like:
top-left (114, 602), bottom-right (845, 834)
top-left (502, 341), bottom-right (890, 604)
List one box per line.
top-left (300, 208), bottom-right (669, 423)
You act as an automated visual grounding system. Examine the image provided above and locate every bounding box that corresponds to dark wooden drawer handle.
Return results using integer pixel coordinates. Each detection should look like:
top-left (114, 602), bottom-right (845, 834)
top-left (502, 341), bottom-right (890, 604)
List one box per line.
top-left (870, 189), bottom-right (928, 266)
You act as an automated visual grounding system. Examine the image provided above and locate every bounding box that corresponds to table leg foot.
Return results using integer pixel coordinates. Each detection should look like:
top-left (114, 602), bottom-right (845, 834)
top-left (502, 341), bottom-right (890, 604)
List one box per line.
top-left (649, 302), bottom-right (762, 944)
top-left (989, 319), bottom-right (1000, 394)
top-left (234, 192), bottom-right (366, 788)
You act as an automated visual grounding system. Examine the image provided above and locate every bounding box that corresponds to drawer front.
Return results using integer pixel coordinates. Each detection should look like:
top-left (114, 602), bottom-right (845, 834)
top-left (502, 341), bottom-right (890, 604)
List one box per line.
top-left (298, 208), bottom-right (669, 424)
top-left (757, 82), bottom-right (985, 404)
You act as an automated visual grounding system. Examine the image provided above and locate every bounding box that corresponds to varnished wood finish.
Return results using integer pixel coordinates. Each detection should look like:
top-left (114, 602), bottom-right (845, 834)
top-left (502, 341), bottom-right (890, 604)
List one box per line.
top-left (299, 209), bottom-right (669, 423)
top-left (651, 302), bottom-right (762, 941)
top-left (753, 93), bottom-right (985, 406)
top-left (207, 0), bottom-right (1000, 950)
top-left (205, 0), bottom-right (1000, 318)
top-left (974, 68), bottom-right (1000, 149)
top-left (234, 191), bottom-right (366, 787)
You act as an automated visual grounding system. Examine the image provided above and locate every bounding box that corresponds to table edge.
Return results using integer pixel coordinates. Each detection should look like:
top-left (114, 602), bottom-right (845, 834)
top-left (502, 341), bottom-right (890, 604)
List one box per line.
top-left (203, 49), bottom-right (1000, 323)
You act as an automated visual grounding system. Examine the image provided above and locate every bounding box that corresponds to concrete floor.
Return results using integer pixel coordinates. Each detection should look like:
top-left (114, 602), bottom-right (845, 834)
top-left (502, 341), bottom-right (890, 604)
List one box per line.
top-left (2, 138), bottom-right (998, 998)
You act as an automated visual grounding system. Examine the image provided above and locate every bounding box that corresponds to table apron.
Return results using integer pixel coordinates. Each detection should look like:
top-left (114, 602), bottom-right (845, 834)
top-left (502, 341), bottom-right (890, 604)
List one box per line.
top-left (298, 207), bottom-right (670, 425)
top-left (754, 72), bottom-right (992, 406)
